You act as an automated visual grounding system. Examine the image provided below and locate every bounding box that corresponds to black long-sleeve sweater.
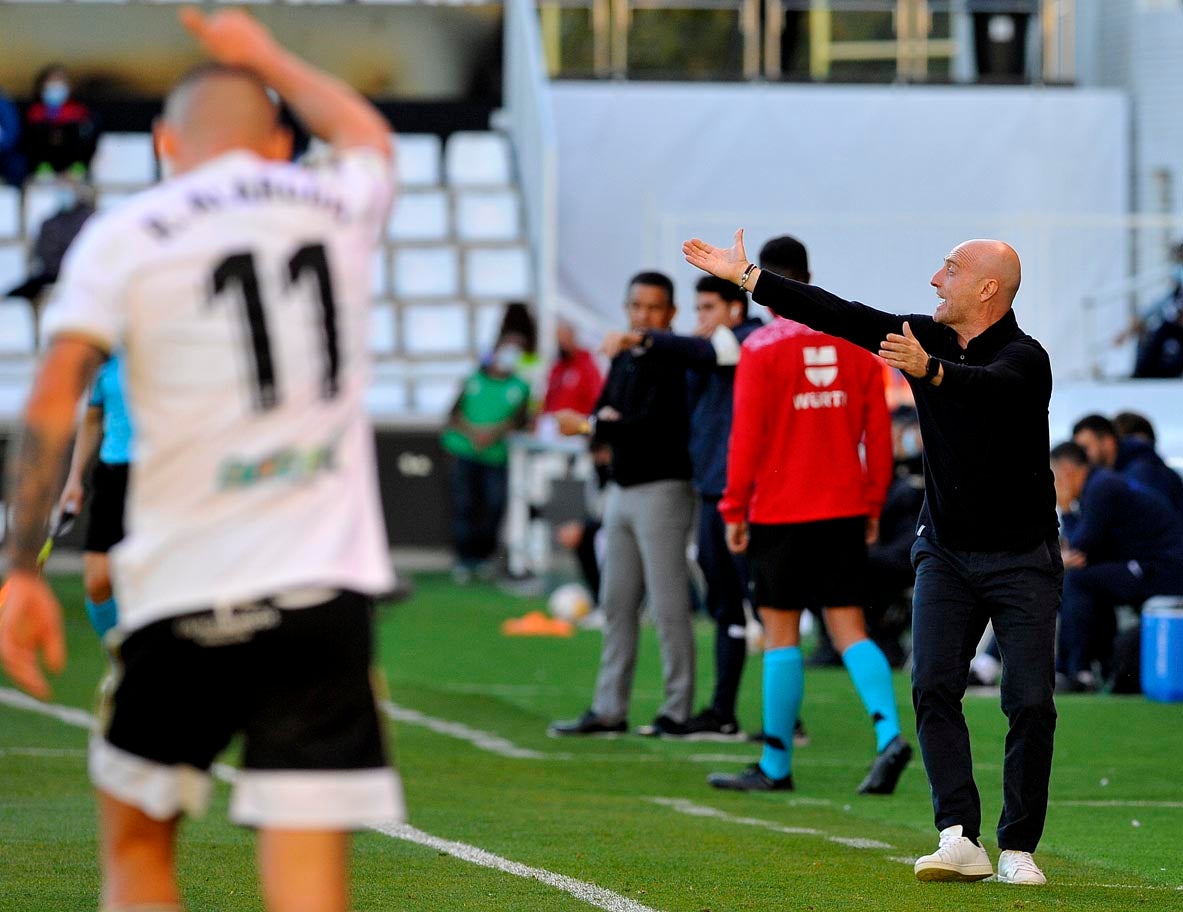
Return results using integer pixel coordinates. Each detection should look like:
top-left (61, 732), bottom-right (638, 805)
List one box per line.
top-left (751, 271), bottom-right (1059, 552)
top-left (592, 347), bottom-right (692, 488)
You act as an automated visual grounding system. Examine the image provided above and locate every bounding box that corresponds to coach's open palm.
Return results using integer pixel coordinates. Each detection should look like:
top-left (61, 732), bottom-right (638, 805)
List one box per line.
top-left (180, 7), bottom-right (280, 67)
top-left (0, 574), bottom-right (66, 699)
top-left (683, 229), bottom-right (749, 285)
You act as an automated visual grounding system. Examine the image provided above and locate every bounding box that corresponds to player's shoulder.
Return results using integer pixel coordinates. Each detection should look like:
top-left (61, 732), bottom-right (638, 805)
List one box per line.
top-left (743, 318), bottom-right (811, 353)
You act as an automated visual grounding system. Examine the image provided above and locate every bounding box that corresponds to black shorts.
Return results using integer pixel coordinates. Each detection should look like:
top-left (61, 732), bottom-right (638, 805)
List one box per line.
top-left (748, 516), bottom-right (869, 611)
top-left (83, 460), bottom-right (128, 554)
top-left (90, 590), bottom-right (405, 828)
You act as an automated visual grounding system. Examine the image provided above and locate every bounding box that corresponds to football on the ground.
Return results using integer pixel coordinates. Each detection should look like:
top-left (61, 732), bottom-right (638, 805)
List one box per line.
top-left (547, 583), bottom-right (594, 623)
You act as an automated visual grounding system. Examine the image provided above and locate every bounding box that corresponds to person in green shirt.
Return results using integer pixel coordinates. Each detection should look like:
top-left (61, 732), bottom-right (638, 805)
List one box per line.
top-left (441, 335), bottom-right (531, 581)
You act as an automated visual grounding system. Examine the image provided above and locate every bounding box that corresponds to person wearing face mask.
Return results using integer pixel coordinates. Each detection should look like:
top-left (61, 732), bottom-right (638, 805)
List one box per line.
top-left (22, 63), bottom-right (99, 179)
top-left (441, 333), bottom-right (532, 582)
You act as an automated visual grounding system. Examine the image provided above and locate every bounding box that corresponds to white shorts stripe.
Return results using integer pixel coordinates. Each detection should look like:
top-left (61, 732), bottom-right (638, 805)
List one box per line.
top-left (230, 768), bottom-right (406, 829)
top-left (89, 737), bottom-right (213, 821)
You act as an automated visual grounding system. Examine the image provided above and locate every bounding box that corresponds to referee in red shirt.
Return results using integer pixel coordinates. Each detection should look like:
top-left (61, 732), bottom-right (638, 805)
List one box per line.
top-left (705, 236), bottom-right (911, 797)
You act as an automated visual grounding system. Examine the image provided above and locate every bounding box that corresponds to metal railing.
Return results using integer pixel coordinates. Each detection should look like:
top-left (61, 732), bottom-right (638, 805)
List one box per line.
top-left (538, 0), bottom-right (1075, 83)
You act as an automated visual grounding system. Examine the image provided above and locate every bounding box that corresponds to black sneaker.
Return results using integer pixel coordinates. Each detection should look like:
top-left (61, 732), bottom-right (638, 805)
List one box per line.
top-left (708, 763), bottom-right (794, 792)
top-left (857, 734), bottom-right (913, 795)
top-left (548, 710), bottom-right (627, 737)
top-left (683, 707), bottom-right (743, 741)
top-left (635, 714), bottom-right (690, 738)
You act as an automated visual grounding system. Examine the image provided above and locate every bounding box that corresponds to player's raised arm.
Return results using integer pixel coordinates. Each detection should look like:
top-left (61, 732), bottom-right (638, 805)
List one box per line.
top-left (179, 7), bottom-right (391, 158)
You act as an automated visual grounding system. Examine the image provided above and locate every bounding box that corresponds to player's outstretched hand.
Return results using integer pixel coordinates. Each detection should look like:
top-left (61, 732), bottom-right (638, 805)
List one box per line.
top-left (0, 573), bottom-right (66, 700)
top-left (179, 7), bottom-right (280, 68)
top-left (683, 229), bottom-right (749, 285)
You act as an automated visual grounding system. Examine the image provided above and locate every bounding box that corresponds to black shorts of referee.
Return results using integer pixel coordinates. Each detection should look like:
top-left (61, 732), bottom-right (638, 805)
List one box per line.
top-left (747, 515), bottom-right (869, 610)
top-left (84, 460), bottom-right (128, 554)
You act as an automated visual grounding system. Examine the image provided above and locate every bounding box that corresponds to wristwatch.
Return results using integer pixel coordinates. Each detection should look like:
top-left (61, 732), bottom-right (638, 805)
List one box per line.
top-left (924, 356), bottom-right (941, 383)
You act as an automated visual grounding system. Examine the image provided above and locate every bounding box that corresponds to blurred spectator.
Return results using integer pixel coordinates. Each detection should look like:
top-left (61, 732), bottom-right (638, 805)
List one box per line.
top-left (864, 405), bottom-right (927, 668)
top-left (0, 89), bottom-right (24, 185)
top-left (23, 64), bottom-right (98, 179)
top-left (543, 321), bottom-right (603, 416)
top-left (496, 301), bottom-right (543, 403)
top-left (1113, 410), bottom-right (1157, 443)
top-left (549, 271), bottom-right (697, 738)
top-left (1050, 441), bottom-right (1183, 692)
top-left (1129, 243), bottom-right (1183, 378)
top-left (440, 340), bottom-right (531, 582)
top-left (1072, 413), bottom-right (1183, 515)
top-left (601, 274), bottom-right (763, 737)
top-left (5, 180), bottom-right (95, 329)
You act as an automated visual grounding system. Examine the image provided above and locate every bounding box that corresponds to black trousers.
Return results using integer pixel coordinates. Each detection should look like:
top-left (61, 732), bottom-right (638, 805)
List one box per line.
top-left (696, 496), bottom-right (749, 717)
top-left (910, 533), bottom-right (1062, 852)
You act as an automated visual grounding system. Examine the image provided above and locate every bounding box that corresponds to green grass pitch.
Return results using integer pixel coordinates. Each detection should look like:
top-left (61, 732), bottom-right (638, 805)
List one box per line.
top-left (1, 573), bottom-right (1181, 911)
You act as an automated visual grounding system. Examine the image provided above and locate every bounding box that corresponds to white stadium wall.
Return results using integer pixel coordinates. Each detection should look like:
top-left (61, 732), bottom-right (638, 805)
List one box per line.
top-left (552, 82), bottom-right (1129, 381)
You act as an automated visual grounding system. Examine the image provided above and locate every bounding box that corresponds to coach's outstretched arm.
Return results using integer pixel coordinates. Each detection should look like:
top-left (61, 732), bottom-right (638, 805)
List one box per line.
top-left (683, 229), bottom-right (903, 354)
top-left (180, 7), bottom-right (392, 158)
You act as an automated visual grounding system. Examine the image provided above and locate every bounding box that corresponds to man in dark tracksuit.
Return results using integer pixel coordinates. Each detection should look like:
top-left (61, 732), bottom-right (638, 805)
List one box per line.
top-left (1051, 441), bottom-right (1183, 690)
top-left (1072, 413), bottom-right (1183, 516)
top-left (550, 271), bottom-right (697, 737)
top-left (685, 232), bottom-right (1061, 886)
top-left (606, 275), bottom-right (763, 737)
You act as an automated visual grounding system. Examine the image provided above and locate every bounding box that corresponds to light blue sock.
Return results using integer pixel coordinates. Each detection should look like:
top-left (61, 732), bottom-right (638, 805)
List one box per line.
top-left (759, 646), bottom-right (804, 780)
top-left (85, 597), bottom-right (118, 639)
top-left (842, 638), bottom-right (901, 752)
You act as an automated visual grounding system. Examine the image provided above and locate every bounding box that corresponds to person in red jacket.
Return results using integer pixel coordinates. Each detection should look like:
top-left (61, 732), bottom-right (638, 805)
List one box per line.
top-left (23, 64), bottom-right (98, 179)
top-left (542, 321), bottom-right (603, 415)
top-left (707, 235), bottom-right (912, 796)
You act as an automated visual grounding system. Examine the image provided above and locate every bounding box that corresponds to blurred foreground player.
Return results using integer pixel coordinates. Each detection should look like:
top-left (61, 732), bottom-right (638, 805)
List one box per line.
top-left (1, 10), bottom-right (402, 912)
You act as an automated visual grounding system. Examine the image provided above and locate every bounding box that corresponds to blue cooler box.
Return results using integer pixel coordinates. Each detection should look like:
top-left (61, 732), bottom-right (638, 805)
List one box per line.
top-left (1142, 598), bottom-right (1183, 703)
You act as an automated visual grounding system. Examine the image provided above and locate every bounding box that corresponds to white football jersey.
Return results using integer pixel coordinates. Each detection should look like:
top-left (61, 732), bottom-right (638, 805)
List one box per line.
top-left (43, 148), bottom-right (397, 632)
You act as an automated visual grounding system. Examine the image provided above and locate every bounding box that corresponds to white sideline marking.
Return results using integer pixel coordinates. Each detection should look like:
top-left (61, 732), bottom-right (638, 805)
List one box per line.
top-left (0, 746), bottom-right (87, 758)
top-left (649, 797), bottom-right (893, 849)
top-left (0, 688), bottom-right (663, 912)
top-left (380, 700), bottom-right (554, 760)
top-left (1053, 800), bottom-right (1183, 809)
top-left (0, 688), bottom-right (96, 729)
top-left (369, 820), bottom-right (661, 912)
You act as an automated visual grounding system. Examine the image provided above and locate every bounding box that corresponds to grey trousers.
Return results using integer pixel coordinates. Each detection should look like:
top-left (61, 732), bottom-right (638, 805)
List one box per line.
top-left (592, 479), bottom-right (696, 724)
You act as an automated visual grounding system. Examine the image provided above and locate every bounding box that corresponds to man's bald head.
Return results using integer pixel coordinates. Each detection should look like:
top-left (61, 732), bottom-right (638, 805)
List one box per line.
top-left (949, 239), bottom-right (1022, 307)
top-left (156, 63), bottom-right (291, 175)
top-left (931, 239), bottom-right (1023, 341)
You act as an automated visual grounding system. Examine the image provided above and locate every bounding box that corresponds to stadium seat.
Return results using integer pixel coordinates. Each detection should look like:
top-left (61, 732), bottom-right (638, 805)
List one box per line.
top-left (412, 376), bottom-right (465, 416)
top-left (387, 190), bottom-right (450, 242)
top-left (0, 245), bottom-right (26, 296)
top-left (371, 251), bottom-right (388, 298)
top-left (464, 246), bottom-right (531, 299)
top-left (369, 303), bottom-right (398, 357)
top-left (397, 134), bottom-right (442, 187)
top-left (401, 301), bottom-right (469, 355)
top-left (364, 378), bottom-right (409, 420)
top-left (444, 132), bottom-right (513, 187)
top-left (0, 187), bottom-right (20, 239)
top-left (455, 190), bottom-right (521, 242)
top-left (391, 246), bottom-right (460, 298)
top-left (91, 133), bottom-right (156, 187)
top-left (473, 302), bottom-right (505, 351)
top-left (23, 183), bottom-right (64, 239)
top-left (0, 299), bottom-right (36, 356)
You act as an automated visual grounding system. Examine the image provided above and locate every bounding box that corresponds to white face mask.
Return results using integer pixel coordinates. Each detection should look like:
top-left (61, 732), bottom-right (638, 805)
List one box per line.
top-left (42, 81), bottom-right (69, 107)
top-left (492, 344), bottom-right (521, 374)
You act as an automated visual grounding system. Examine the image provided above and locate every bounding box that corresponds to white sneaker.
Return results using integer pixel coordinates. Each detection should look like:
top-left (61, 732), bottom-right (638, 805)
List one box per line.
top-left (997, 850), bottom-right (1047, 885)
top-left (914, 825), bottom-right (994, 882)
